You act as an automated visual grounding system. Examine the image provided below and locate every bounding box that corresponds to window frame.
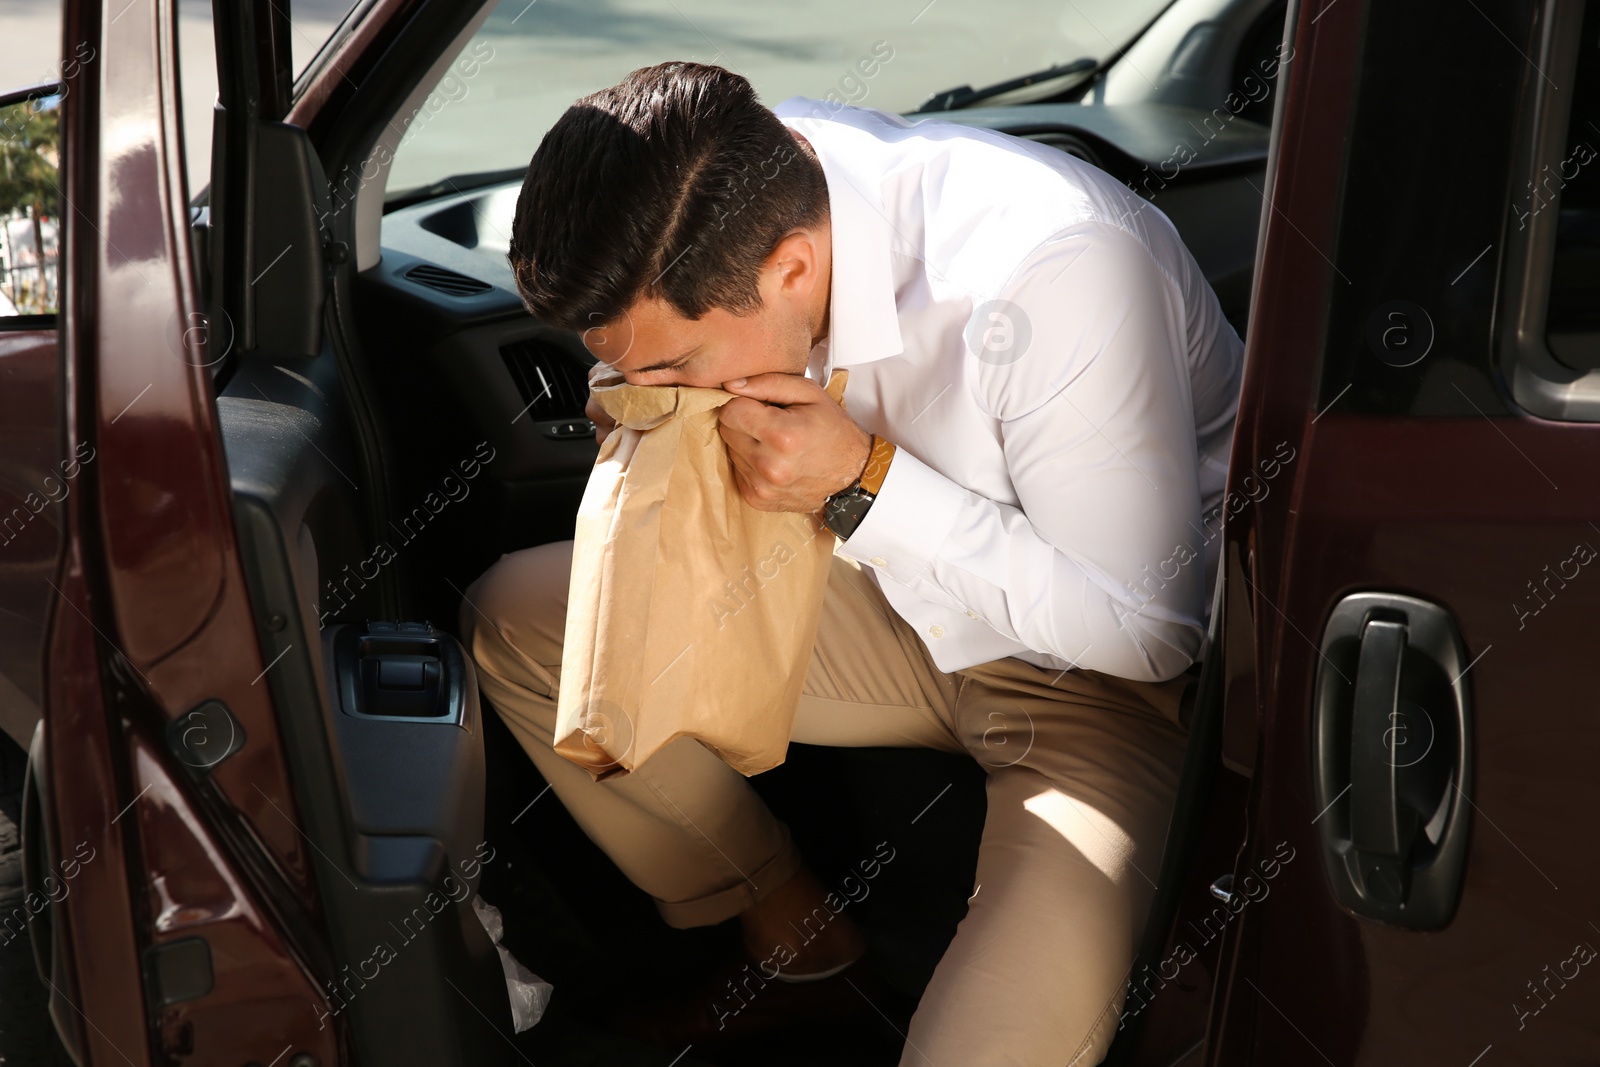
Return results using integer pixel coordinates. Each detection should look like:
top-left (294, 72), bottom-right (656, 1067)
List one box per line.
top-left (1500, 0), bottom-right (1600, 421)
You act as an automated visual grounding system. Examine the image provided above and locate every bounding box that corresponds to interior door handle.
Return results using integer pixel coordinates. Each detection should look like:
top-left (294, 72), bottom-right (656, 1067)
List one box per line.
top-left (1312, 593), bottom-right (1474, 928)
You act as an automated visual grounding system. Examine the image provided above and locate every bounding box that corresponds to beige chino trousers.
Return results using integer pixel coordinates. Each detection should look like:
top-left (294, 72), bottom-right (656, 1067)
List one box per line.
top-left (460, 538), bottom-right (1193, 1067)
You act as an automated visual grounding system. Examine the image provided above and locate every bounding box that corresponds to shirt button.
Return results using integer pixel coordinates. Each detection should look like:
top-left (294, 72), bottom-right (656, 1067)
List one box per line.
top-left (965, 610), bottom-right (978, 619)
top-left (928, 624), bottom-right (945, 638)
top-left (869, 556), bottom-right (888, 568)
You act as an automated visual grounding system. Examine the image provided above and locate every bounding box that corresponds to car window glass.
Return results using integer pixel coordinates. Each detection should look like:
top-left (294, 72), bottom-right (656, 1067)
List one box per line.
top-left (0, 93), bottom-right (62, 319)
top-left (1545, 0), bottom-right (1600, 371)
top-left (292, 0), bottom-right (363, 76)
top-left (384, 0), bottom-right (1171, 204)
top-left (178, 0), bottom-right (361, 199)
top-left (0, 0), bottom-right (63, 96)
top-left (178, 0), bottom-right (219, 198)
top-left (0, 0), bottom-right (66, 321)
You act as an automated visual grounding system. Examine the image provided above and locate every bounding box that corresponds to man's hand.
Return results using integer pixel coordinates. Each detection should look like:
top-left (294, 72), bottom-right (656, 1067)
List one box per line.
top-left (585, 390), bottom-right (617, 447)
top-left (717, 372), bottom-right (872, 513)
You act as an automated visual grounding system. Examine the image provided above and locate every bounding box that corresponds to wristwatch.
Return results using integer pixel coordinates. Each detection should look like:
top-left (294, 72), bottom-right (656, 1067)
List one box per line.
top-left (821, 433), bottom-right (896, 539)
top-left (821, 480), bottom-right (876, 539)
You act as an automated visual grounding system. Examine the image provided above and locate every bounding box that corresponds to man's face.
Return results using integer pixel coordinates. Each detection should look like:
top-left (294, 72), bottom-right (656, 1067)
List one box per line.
top-left (581, 226), bottom-right (831, 389)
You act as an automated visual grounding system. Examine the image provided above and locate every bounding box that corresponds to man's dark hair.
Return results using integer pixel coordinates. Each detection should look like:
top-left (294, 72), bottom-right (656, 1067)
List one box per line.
top-left (508, 62), bottom-right (829, 332)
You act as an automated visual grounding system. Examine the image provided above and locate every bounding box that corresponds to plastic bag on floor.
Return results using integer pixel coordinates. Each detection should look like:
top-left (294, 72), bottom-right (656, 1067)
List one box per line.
top-left (471, 895), bottom-right (553, 1032)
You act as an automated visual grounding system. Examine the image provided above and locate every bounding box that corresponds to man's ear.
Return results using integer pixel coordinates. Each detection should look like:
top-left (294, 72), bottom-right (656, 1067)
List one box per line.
top-left (765, 228), bottom-right (821, 299)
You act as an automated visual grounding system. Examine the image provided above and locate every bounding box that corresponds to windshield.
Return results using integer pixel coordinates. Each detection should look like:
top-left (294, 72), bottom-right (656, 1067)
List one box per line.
top-left (385, 0), bottom-right (1169, 201)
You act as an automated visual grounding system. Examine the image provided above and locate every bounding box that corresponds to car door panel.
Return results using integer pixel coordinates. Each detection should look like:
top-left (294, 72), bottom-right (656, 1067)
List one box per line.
top-left (1210, 0), bottom-right (1600, 1063)
top-left (221, 347), bottom-right (511, 1065)
top-left (39, 0), bottom-right (515, 1062)
top-left (44, 2), bottom-right (331, 1061)
top-left (205, 39), bottom-right (515, 1067)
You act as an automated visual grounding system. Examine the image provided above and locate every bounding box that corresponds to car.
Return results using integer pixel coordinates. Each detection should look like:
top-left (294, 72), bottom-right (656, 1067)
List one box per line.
top-left (0, 0), bottom-right (1596, 1063)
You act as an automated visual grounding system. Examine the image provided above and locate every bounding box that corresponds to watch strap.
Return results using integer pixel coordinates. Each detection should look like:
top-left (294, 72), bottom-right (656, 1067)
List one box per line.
top-left (858, 434), bottom-right (896, 495)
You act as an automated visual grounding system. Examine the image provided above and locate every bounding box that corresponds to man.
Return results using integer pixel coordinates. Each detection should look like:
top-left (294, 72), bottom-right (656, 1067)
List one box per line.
top-left (462, 60), bottom-right (1243, 1066)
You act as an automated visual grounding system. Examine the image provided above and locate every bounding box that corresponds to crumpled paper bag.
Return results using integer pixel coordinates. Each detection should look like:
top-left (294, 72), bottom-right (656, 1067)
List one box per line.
top-left (554, 365), bottom-right (848, 780)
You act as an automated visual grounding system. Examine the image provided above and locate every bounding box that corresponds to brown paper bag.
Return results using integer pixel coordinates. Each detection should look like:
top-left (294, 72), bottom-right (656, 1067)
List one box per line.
top-left (554, 366), bottom-right (849, 780)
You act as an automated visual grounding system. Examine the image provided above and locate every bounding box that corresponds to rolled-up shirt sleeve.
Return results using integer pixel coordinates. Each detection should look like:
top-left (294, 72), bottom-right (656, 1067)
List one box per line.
top-left (833, 222), bottom-right (1207, 682)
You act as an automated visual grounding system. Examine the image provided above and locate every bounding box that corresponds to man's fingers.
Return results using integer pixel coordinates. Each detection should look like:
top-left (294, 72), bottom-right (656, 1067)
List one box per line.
top-left (722, 424), bottom-right (792, 508)
top-left (719, 421), bottom-right (781, 492)
top-left (723, 445), bottom-right (770, 507)
top-left (718, 394), bottom-right (801, 445)
top-left (717, 417), bottom-right (761, 457)
top-left (725, 444), bottom-right (757, 485)
top-left (721, 371), bottom-right (823, 407)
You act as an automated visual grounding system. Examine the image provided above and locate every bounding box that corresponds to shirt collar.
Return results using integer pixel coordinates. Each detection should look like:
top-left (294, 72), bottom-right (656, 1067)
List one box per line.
top-left (775, 98), bottom-right (904, 373)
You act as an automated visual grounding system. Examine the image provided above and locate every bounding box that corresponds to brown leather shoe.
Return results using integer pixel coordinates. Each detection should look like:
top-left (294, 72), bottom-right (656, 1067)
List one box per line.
top-left (611, 952), bottom-right (898, 1049)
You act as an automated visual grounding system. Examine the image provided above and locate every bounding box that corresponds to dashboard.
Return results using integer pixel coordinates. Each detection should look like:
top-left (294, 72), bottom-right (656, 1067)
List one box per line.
top-left (378, 101), bottom-right (1271, 322)
top-left (356, 100), bottom-right (1271, 551)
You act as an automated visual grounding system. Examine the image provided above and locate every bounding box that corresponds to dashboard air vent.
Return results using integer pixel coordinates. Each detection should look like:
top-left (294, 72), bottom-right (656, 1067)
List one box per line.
top-left (403, 263), bottom-right (494, 297)
top-left (501, 338), bottom-right (590, 420)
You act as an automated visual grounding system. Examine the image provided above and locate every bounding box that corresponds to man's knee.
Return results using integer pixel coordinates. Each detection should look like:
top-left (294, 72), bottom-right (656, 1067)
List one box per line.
top-left (456, 539), bottom-right (575, 695)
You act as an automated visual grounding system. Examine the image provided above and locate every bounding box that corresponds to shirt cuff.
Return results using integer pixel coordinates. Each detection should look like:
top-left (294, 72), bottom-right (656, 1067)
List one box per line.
top-left (835, 445), bottom-right (969, 586)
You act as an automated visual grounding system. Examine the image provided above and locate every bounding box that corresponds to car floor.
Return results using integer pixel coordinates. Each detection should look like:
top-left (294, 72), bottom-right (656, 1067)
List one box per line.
top-left (475, 705), bottom-right (988, 1066)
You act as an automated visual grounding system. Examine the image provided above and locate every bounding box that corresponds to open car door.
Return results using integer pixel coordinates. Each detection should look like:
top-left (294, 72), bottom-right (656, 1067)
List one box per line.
top-left (1207, 0), bottom-right (1600, 1063)
top-left (42, 0), bottom-right (515, 1062)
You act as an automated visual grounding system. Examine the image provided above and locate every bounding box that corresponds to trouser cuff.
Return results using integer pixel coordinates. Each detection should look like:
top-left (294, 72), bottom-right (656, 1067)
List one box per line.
top-left (652, 826), bottom-right (806, 930)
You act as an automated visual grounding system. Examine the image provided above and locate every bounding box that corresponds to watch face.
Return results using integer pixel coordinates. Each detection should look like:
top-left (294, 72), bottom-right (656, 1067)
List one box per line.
top-left (825, 486), bottom-right (874, 537)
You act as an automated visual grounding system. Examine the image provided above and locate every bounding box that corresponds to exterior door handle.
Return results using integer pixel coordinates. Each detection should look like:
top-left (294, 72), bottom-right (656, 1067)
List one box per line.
top-left (1312, 593), bottom-right (1474, 928)
top-left (1348, 617), bottom-right (1420, 902)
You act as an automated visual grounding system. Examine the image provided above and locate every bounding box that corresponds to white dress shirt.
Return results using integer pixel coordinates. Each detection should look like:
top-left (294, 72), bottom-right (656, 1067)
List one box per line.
top-left (775, 97), bottom-right (1245, 684)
